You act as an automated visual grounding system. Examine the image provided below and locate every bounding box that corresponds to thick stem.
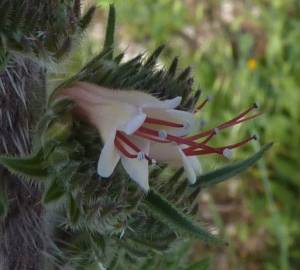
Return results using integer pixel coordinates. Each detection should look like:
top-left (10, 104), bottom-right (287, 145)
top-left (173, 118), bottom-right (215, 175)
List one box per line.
top-left (0, 56), bottom-right (46, 270)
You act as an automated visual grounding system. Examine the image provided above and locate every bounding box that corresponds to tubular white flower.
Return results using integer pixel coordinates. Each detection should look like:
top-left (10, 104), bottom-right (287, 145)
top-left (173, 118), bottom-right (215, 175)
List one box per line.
top-left (60, 82), bottom-right (260, 191)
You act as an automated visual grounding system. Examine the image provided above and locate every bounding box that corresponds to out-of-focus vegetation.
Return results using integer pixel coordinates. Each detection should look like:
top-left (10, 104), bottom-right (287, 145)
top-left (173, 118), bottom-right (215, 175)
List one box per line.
top-left (60, 0), bottom-right (300, 269)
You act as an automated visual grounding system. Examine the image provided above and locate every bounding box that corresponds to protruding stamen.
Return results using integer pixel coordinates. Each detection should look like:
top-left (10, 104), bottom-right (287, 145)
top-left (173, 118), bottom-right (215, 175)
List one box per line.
top-left (188, 104), bottom-right (261, 141)
top-left (183, 135), bottom-right (257, 156)
top-left (144, 117), bottom-right (184, 128)
top-left (223, 148), bottom-right (232, 159)
top-left (138, 126), bottom-right (222, 154)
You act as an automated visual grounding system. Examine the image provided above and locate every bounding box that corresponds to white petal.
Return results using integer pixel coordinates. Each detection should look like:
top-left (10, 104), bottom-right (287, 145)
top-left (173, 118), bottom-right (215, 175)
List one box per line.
top-left (161, 96), bottom-right (182, 109)
top-left (187, 156), bottom-right (202, 176)
top-left (119, 112), bottom-right (146, 135)
top-left (121, 137), bottom-right (150, 192)
top-left (97, 133), bottom-right (120, 178)
top-left (121, 158), bottom-right (149, 192)
top-left (178, 147), bottom-right (197, 184)
top-left (149, 142), bottom-right (182, 166)
top-left (142, 96), bottom-right (182, 109)
top-left (167, 109), bottom-right (198, 135)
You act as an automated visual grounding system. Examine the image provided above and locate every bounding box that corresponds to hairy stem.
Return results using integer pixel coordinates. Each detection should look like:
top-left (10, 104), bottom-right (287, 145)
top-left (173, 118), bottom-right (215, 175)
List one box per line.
top-left (0, 56), bottom-right (46, 270)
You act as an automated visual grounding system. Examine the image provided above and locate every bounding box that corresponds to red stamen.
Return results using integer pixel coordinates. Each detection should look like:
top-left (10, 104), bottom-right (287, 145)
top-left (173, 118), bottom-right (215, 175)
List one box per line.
top-left (135, 130), bottom-right (170, 143)
top-left (116, 131), bottom-right (152, 162)
top-left (184, 135), bottom-right (257, 156)
top-left (138, 126), bottom-right (223, 154)
top-left (144, 117), bottom-right (184, 128)
top-left (114, 138), bottom-right (137, 158)
top-left (188, 104), bottom-right (260, 141)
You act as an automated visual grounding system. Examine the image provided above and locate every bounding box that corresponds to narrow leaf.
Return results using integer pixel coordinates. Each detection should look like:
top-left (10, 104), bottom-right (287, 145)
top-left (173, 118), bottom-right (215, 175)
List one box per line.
top-left (0, 150), bottom-right (48, 179)
top-left (145, 189), bottom-right (223, 245)
top-left (103, 4), bottom-right (116, 59)
top-left (192, 143), bottom-right (273, 188)
top-left (145, 45), bottom-right (165, 67)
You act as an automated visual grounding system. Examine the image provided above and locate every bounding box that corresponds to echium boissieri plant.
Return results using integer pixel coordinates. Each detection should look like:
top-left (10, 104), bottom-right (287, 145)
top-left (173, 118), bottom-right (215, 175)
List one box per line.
top-left (0, 4), bottom-right (272, 270)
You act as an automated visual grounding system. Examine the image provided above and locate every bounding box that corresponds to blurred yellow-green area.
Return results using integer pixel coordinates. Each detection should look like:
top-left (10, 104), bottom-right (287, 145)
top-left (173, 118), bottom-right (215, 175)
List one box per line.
top-left (61, 0), bottom-right (300, 269)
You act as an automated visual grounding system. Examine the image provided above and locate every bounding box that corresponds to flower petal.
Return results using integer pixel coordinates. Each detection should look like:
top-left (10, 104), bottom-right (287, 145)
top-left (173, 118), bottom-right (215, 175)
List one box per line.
top-left (143, 96), bottom-right (182, 109)
top-left (120, 136), bottom-right (150, 192)
top-left (178, 147), bottom-right (197, 184)
top-left (142, 107), bottom-right (196, 136)
top-left (149, 142), bottom-right (182, 167)
top-left (119, 112), bottom-right (147, 135)
top-left (187, 156), bottom-right (202, 176)
top-left (97, 132), bottom-right (120, 178)
top-left (121, 158), bottom-right (149, 192)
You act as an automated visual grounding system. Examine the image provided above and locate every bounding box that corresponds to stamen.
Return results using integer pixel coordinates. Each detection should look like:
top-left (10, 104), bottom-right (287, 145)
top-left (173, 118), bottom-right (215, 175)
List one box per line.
top-left (135, 130), bottom-right (170, 143)
top-left (114, 138), bottom-right (137, 159)
top-left (138, 126), bottom-right (222, 154)
top-left (183, 135), bottom-right (256, 156)
top-left (188, 104), bottom-right (261, 141)
top-left (144, 117), bottom-right (184, 128)
top-left (115, 131), bottom-right (152, 161)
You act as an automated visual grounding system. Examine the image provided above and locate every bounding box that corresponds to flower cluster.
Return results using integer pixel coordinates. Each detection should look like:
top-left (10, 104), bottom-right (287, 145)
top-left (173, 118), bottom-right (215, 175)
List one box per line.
top-left (60, 82), bottom-right (260, 192)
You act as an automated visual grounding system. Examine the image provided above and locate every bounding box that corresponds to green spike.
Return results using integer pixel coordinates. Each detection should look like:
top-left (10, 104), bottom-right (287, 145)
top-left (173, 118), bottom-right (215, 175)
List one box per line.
top-left (145, 189), bottom-right (223, 245)
top-left (145, 45), bottom-right (165, 67)
top-left (103, 4), bottom-right (116, 59)
top-left (177, 66), bottom-right (191, 81)
top-left (191, 143), bottom-right (273, 188)
top-left (79, 6), bottom-right (96, 30)
top-left (167, 57), bottom-right (179, 77)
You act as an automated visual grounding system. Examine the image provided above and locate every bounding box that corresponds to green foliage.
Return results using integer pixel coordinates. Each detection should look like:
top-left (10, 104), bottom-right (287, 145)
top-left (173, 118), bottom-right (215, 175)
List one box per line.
top-left (0, 0), bottom-right (95, 66)
top-left (145, 189), bottom-right (222, 244)
top-left (0, 3), bottom-right (271, 270)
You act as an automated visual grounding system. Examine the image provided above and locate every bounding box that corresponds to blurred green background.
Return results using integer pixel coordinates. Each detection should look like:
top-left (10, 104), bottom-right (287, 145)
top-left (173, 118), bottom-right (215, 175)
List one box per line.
top-left (59, 0), bottom-right (300, 269)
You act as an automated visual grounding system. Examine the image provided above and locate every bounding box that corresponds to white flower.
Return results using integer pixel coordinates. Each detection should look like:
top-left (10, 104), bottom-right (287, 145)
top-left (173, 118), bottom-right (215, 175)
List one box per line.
top-left (61, 82), bottom-right (259, 191)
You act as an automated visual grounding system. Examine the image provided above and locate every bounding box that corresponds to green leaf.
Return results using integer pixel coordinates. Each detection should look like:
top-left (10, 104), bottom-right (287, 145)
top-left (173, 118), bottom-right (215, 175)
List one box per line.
top-left (186, 257), bottom-right (211, 270)
top-left (0, 150), bottom-right (48, 179)
top-left (79, 6), bottom-right (96, 30)
top-left (145, 189), bottom-right (223, 245)
top-left (192, 143), bottom-right (273, 188)
top-left (43, 177), bottom-right (66, 204)
top-left (103, 4), bottom-right (116, 59)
